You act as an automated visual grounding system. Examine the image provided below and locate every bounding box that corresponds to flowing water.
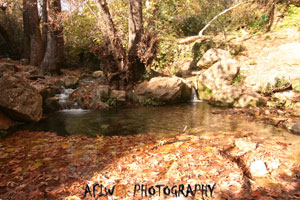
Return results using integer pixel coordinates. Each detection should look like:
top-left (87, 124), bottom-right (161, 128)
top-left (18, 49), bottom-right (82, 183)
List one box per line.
top-left (19, 86), bottom-right (299, 141)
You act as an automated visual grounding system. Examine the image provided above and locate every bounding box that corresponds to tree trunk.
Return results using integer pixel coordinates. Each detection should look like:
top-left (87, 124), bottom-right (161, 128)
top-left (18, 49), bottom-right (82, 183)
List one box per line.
top-left (128, 0), bottom-right (145, 83)
top-left (266, 1), bottom-right (276, 32)
top-left (97, 0), bottom-right (146, 89)
top-left (23, 0), bottom-right (44, 66)
top-left (40, 0), bottom-right (64, 74)
top-left (98, 0), bottom-right (127, 88)
top-left (41, 0), bottom-right (48, 51)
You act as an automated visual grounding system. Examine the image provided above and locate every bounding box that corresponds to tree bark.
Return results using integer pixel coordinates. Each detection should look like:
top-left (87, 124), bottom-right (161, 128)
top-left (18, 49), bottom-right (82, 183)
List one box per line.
top-left (266, 3), bottom-right (276, 32)
top-left (23, 0), bottom-right (44, 66)
top-left (128, 0), bottom-right (145, 83)
top-left (97, 0), bottom-right (146, 88)
top-left (41, 0), bottom-right (48, 51)
top-left (98, 0), bottom-right (127, 88)
top-left (128, 0), bottom-right (143, 51)
top-left (40, 0), bottom-right (64, 74)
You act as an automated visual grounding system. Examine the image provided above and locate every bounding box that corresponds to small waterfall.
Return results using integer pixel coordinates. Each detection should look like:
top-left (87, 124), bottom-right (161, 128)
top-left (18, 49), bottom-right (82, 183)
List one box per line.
top-left (56, 87), bottom-right (80, 110)
top-left (190, 87), bottom-right (202, 103)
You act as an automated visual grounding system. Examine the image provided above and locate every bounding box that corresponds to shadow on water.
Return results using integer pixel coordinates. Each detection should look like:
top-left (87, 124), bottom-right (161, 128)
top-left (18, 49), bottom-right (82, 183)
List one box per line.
top-left (23, 102), bottom-right (291, 138)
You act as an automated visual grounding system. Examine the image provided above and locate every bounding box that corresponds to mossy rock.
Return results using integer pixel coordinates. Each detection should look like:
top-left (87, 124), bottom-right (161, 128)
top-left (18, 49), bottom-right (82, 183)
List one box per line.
top-left (218, 42), bottom-right (247, 56)
top-left (190, 39), bottom-right (216, 68)
top-left (197, 83), bottom-right (213, 100)
top-left (234, 92), bottom-right (266, 108)
top-left (292, 79), bottom-right (300, 93)
top-left (260, 76), bottom-right (291, 95)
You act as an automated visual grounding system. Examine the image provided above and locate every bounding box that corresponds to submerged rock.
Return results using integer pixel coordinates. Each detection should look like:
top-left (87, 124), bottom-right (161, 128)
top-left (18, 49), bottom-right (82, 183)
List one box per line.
top-left (250, 160), bottom-right (268, 177)
top-left (234, 138), bottom-right (257, 153)
top-left (134, 76), bottom-right (192, 104)
top-left (290, 123), bottom-right (300, 135)
top-left (0, 75), bottom-right (42, 122)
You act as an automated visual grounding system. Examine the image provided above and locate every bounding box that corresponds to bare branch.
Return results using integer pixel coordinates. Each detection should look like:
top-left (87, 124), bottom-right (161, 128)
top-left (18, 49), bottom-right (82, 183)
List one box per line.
top-left (199, 1), bottom-right (249, 36)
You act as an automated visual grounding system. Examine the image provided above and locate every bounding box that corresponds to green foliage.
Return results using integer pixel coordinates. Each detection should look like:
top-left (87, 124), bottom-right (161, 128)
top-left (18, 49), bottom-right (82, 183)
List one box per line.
top-left (106, 98), bottom-right (117, 107)
top-left (63, 0), bottom-right (102, 68)
top-left (44, 71), bottom-right (51, 76)
top-left (139, 98), bottom-right (165, 106)
top-left (231, 74), bottom-right (243, 85)
top-left (277, 4), bottom-right (300, 29)
top-left (152, 37), bottom-right (178, 69)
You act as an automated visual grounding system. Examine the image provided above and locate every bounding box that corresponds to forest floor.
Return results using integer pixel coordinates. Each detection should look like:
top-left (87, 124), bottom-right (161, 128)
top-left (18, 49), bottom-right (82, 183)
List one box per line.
top-left (0, 123), bottom-right (299, 199)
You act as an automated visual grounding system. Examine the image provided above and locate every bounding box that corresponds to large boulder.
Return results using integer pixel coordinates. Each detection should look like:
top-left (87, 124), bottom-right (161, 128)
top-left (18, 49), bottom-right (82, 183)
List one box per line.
top-left (0, 74), bottom-right (42, 122)
top-left (197, 48), bottom-right (232, 69)
top-left (197, 59), bottom-right (241, 105)
top-left (199, 59), bottom-right (240, 90)
top-left (242, 43), bottom-right (300, 95)
top-left (134, 76), bottom-right (192, 104)
top-left (244, 71), bottom-right (291, 95)
top-left (267, 43), bottom-right (300, 66)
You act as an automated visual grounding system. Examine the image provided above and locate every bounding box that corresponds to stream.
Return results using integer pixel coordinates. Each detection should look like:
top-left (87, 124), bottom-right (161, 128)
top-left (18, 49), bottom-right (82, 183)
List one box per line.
top-left (23, 102), bottom-right (298, 141)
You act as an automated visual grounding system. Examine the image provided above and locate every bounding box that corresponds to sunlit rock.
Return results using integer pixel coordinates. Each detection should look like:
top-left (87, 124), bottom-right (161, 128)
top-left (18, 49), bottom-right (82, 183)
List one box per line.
top-left (92, 70), bottom-right (104, 78)
top-left (234, 138), bottom-right (257, 152)
top-left (250, 160), bottom-right (268, 177)
top-left (197, 48), bottom-right (232, 69)
top-left (234, 91), bottom-right (266, 108)
top-left (134, 76), bottom-right (192, 104)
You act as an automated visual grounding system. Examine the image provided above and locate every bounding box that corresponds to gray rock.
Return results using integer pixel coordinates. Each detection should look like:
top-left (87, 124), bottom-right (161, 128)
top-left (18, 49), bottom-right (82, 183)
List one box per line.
top-left (197, 48), bottom-right (232, 69)
top-left (110, 90), bottom-right (126, 102)
top-left (197, 59), bottom-right (241, 106)
top-left (95, 85), bottom-right (110, 100)
top-left (64, 76), bottom-right (79, 88)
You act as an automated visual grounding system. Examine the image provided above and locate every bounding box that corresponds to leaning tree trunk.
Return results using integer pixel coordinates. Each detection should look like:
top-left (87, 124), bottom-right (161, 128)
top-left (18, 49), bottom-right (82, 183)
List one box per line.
top-left (23, 0), bottom-right (44, 66)
top-left (40, 0), bottom-right (64, 74)
top-left (128, 0), bottom-right (145, 83)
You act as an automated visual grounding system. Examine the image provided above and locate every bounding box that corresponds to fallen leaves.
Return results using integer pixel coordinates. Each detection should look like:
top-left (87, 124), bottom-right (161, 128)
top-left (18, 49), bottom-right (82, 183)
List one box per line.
top-left (0, 130), bottom-right (299, 199)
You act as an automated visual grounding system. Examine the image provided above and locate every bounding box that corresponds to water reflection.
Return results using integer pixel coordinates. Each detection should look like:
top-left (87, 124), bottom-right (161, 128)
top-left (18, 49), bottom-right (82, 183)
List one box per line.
top-left (25, 103), bottom-right (293, 138)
